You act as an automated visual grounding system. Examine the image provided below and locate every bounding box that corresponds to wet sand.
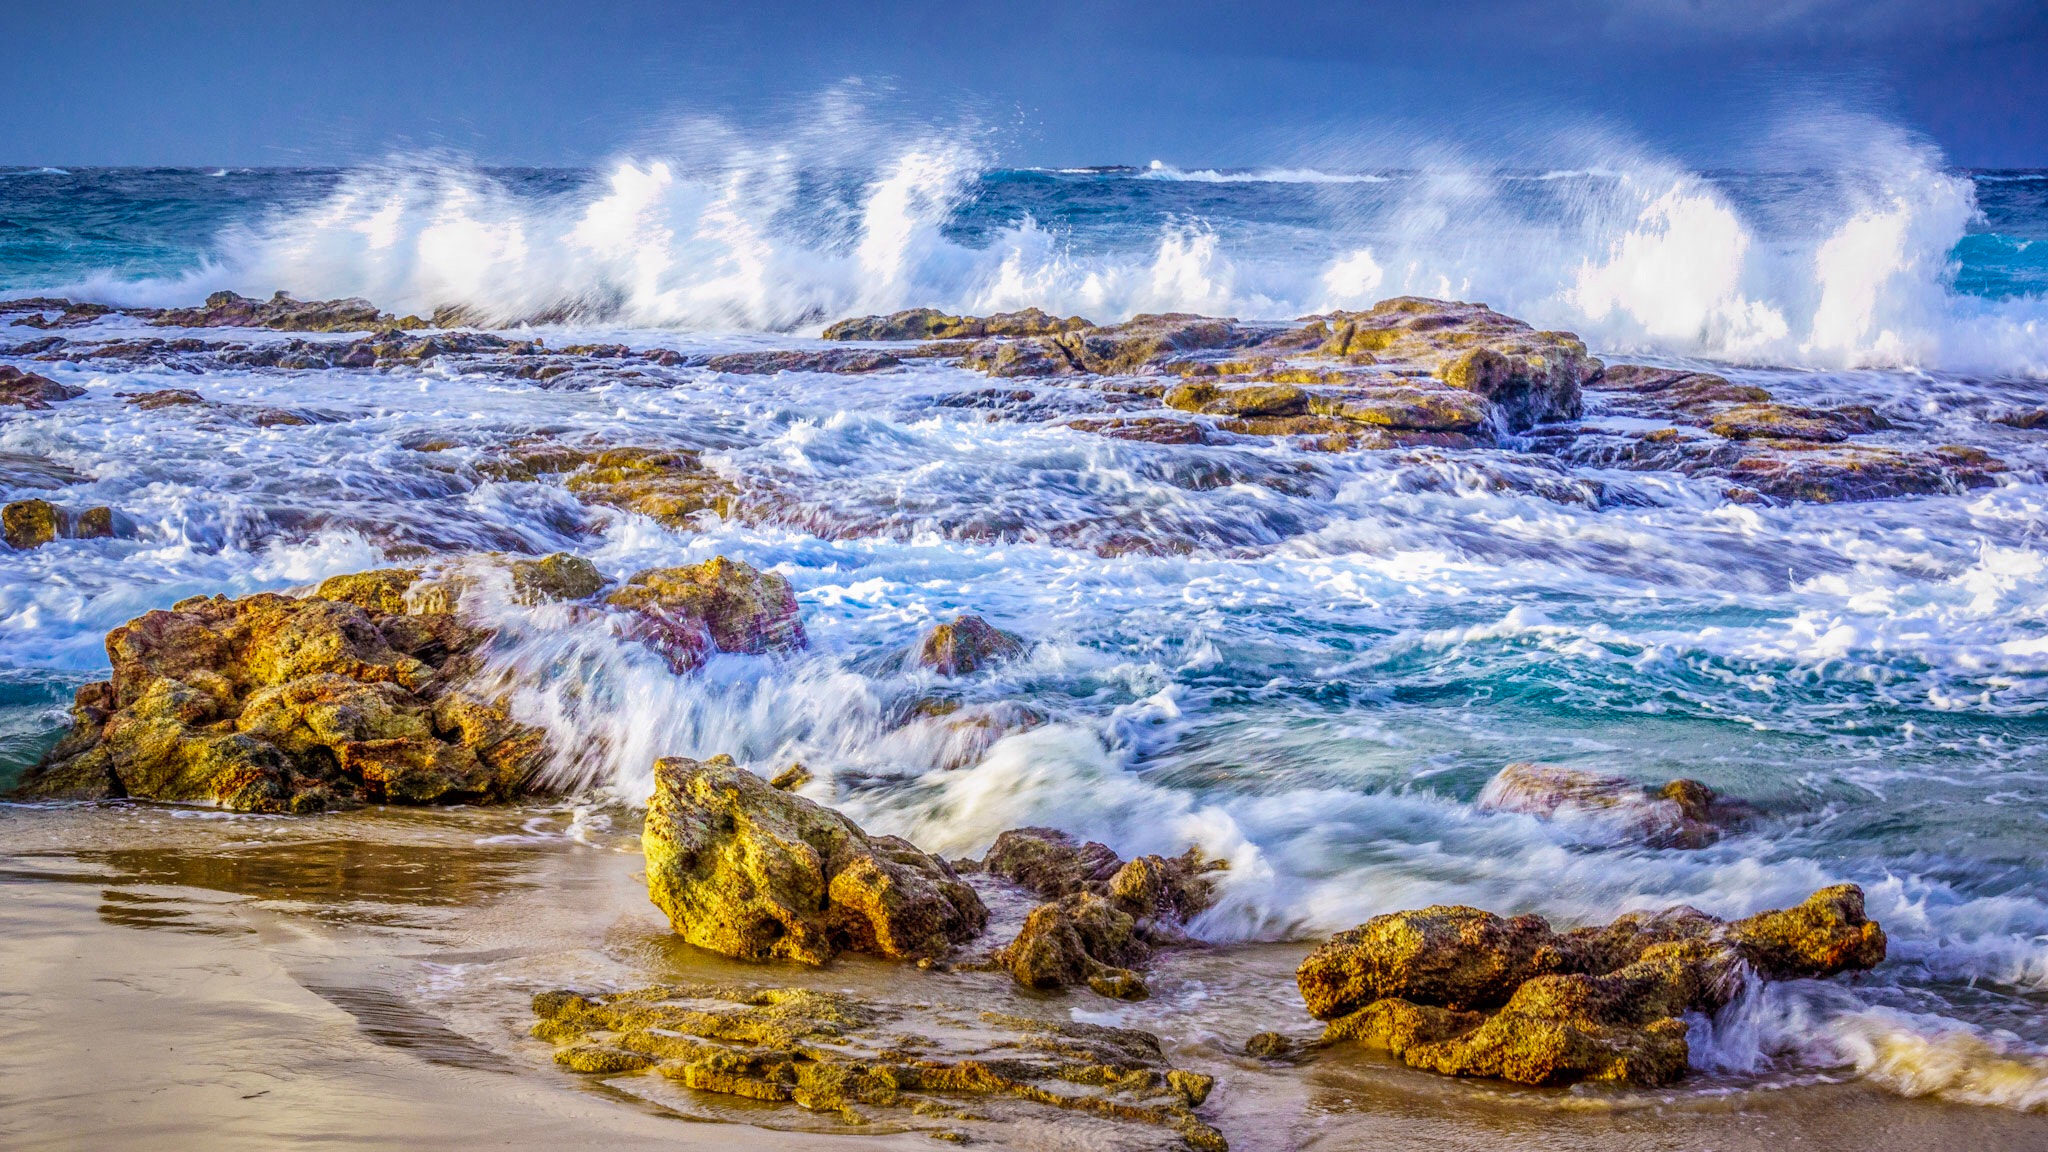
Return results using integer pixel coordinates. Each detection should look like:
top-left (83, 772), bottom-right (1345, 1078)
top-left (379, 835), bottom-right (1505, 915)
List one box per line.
top-left (1, 802), bottom-right (2039, 1151)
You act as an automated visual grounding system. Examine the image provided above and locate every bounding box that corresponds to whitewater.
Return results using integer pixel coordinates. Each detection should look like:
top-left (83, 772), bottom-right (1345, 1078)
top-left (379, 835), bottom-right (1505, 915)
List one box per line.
top-left (3, 121), bottom-right (2047, 1146)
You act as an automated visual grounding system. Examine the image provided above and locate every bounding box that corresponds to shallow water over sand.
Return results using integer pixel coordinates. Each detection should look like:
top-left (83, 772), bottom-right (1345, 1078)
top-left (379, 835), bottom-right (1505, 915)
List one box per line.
top-left (2, 802), bottom-right (2042, 1151)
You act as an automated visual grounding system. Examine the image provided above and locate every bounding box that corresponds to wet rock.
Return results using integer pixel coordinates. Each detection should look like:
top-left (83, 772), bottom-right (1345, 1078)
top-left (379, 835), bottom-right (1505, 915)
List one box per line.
top-left (2, 498), bottom-right (118, 550)
top-left (1474, 762), bottom-right (1742, 848)
top-left (883, 697), bottom-right (1050, 772)
top-left (150, 290), bottom-right (413, 332)
top-left (823, 306), bottom-right (1092, 342)
top-left (604, 556), bottom-right (805, 673)
top-left (1993, 408), bottom-right (2048, 431)
top-left (641, 754), bottom-right (987, 964)
top-left (1243, 1032), bottom-right (1296, 1060)
top-left (11, 567), bottom-right (551, 811)
top-left (1306, 885), bottom-right (1886, 1087)
top-left (1164, 381), bottom-right (1309, 418)
top-left (1717, 442), bottom-right (2005, 503)
top-left (121, 388), bottom-right (207, 410)
top-left (3, 298), bottom-right (118, 329)
top-left (1306, 380), bottom-right (1494, 432)
top-left (1063, 415), bottom-right (1211, 444)
top-left (508, 552), bottom-right (605, 605)
top-left (704, 348), bottom-right (901, 374)
top-left (0, 365), bottom-right (85, 409)
top-left (914, 614), bottom-right (1027, 676)
top-left (530, 982), bottom-right (1226, 1150)
top-left (554, 445), bottom-right (745, 528)
top-left (978, 829), bottom-right (1224, 997)
top-left (1706, 402), bottom-right (1886, 443)
top-left (767, 762), bottom-right (813, 791)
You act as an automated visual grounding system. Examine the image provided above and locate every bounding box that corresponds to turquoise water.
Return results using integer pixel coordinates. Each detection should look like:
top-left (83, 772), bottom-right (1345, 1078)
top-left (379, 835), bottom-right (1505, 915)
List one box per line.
top-left (2, 153), bottom-right (2047, 1109)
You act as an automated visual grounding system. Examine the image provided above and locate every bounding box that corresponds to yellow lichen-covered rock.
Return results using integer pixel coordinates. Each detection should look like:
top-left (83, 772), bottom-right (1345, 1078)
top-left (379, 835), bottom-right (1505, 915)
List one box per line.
top-left (605, 555), bottom-right (805, 672)
top-left (822, 306), bottom-right (1091, 342)
top-left (641, 754), bottom-right (986, 964)
top-left (508, 552), bottom-right (604, 604)
top-left (1305, 886), bottom-right (1887, 1087)
top-left (530, 983), bottom-right (1227, 1150)
top-left (2, 498), bottom-right (60, 549)
top-left (998, 891), bottom-right (1152, 1000)
top-left (12, 567), bottom-right (552, 812)
top-left (913, 614), bottom-right (1026, 676)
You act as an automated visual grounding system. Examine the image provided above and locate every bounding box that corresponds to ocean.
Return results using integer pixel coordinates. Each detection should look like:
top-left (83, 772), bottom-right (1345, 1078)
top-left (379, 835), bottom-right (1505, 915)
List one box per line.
top-left (2, 143), bottom-right (2046, 1145)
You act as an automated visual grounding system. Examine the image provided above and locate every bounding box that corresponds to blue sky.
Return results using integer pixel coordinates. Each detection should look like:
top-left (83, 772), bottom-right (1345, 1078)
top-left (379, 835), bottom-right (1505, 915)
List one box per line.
top-left (7, 1), bottom-right (2045, 167)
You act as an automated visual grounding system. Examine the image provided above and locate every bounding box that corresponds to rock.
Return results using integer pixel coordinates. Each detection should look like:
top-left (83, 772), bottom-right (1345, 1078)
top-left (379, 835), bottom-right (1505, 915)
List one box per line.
top-left (1063, 416), bottom-right (1211, 445)
top-left (0, 365), bottom-right (85, 409)
top-left (509, 553), bottom-right (604, 604)
top-left (978, 829), bottom-right (1224, 998)
top-left (1474, 762), bottom-right (1741, 848)
top-left (1307, 380), bottom-right (1495, 432)
top-left (1164, 381), bottom-right (1309, 417)
top-left (529, 982), bottom-right (1226, 1150)
top-left (1717, 442), bottom-right (2004, 503)
top-left (641, 754), bottom-right (987, 964)
top-left (554, 445), bottom-right (745, 528)
top-left (11, 568), bottom-right (551, 811)
top-left (1706, 403), bottom-right (1887, 443)
top-left (1306, 885), bottom-right (1886, 1087)
top-left (1243, 1032), bottom-right (1296, 1060)
top-left (1993, 408), bottom-right (2048, 430)
top-left (150, 290), bottom-right (410, 332)
top-left (914, 614), bottom-right (1027, 675)
top-left (822, 307), bottom-right (1091, 342)
top-left (121, 388), bottom-right (207, 410)
top-left (704, 348), bottom-right (901, 374)
top-left (767, 762), bottom-right (813, 791)
top-left (604, 556), bottom-right (805, 673)
top-left (2, 498), bottom-right (119, 550)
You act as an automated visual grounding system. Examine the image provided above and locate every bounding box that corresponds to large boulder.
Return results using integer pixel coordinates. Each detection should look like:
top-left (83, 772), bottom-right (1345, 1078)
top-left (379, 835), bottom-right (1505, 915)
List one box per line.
top-left (1304, 885), bottom-right (1886, 1087)
top-left (605, 556), bottom-right (805, 673)
top-left (642, 754), bottom-right (987, 964)
top-left (12, 567), bottom-right (550, 812)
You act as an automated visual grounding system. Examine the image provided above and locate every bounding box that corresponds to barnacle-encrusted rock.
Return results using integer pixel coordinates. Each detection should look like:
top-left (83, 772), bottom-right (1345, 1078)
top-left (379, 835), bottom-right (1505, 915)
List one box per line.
top-left (642, 754), bottom-right (987, 964)
top-left (1474, 762), bottom-right (1745, 849)
top-left (0, 365), bottom-right (85, 409)
top-left (978, 828), bottom-right (1225, 998)
top-left (914, 614), bottom-right (1027, 675)
top-left (11, 567), bottom-right (551, 811)
top-left (530, 982), bottom-right (1227, 1150)
top-left (1304, 885), bottom-right (1886, 1086)
top-left (604, 556), bottom-right (805, 673)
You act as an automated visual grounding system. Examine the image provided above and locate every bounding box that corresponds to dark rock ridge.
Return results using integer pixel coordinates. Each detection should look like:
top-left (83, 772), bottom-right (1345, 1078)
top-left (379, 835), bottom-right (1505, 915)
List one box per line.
top-left (642, 754), bottom-right (987, 965)
top-left (531, 982), bottom-right (1226, 1150)
top-left (0, 365), bottom-right (84, 409)
top-left (12, 567), bottom-right (552, 812)
top-left (2, 291), bottom-right (429, 333)
top-left (3, 498), bottom-right (118, 550)
top-left (1474, 762), bottom-right (1750, 849)
top-left (1300, 885), bottom-right (1886, 1086)
top-left (970, 827), bottom-right (1227, 1000)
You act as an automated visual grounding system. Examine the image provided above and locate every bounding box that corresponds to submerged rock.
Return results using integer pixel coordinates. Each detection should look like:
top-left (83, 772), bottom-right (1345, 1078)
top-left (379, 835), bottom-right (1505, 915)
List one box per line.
top-left (0, 365), bottom-right (85, 409)
top-left (12, 567), bottom-right (551, 811)
top-left (642, 754), bottom-right (987, 964)
top-left (914, 614), bottom-right (1027, 675)
top-left (1304, 885), bottom-right (1886, 1087)
top-left (2, 498), bottom-right (118, 550)
top-left (1474, 762), bottom-right (1742, 849)
top-left (531, 982), bottom-right (1227, 1150)
top-left (604, 556), bottom-right (805, 673)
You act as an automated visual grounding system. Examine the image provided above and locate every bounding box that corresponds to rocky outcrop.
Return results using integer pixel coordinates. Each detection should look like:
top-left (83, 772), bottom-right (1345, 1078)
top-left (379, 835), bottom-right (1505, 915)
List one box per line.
top-left (823, 306), bottom-right (1091, 342)
top-left (149, 290), bottom-right (421, 332)
top-left (974, 828), bottom-right (1225, 999)
top-left (1303, 885), bottom-right (1886, 1086)
top-left (703, 348), bottom-right (900, 374)
top-left (604, 556), bottom-right (805, 673)
top-left (3, 498), bottom-right (117, 550)
top-left (1474, 762), bottom-right (1745, 849)
top-left (914, 614), bottom-right (1027, 675)
top-left (531, 982), bottom-right (1226, 1150)
top-left (507, 552), bottom-right (605, 605)
top-left (0, 365), bottom-right (84, 409)
top-left (12, 568), bottom-right (550, 812)
top-left (1545, 363), bottom-right (2007, 504)
top-left (641, 754), bottom-right (987, 964)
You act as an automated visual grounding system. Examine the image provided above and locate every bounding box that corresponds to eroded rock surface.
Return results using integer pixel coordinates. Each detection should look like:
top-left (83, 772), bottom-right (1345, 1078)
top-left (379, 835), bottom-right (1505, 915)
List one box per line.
top-left (972, 828), bottom-right (1225, 999)
top-left (531, 982), bottom-right (1226, 1150)
top-left (1303, 885), bottom-right (1886, 1086)
top-left (3, 498), bottom-right (117, 550)
top-left (12, 567), bottom-right (550, 811)
top-left (642, 754), bottom-right (987, 964)
top-left (914, 614), bottom-right (1027, 675)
